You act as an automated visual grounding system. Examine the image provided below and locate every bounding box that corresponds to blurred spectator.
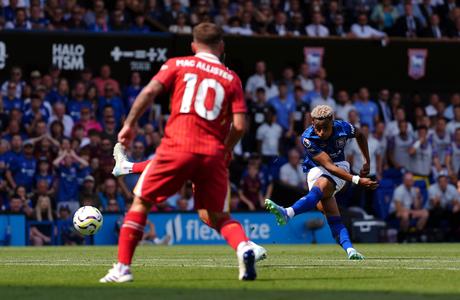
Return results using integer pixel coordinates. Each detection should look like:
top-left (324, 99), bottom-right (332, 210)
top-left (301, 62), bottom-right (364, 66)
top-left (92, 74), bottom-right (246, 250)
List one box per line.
top-left (306, 12), bottom-right (330, 37)
top-left (447, 128), bottom-right (460, 180)
top-left (130, 13), bottom-right (149, 32)
top-left (292, 86), bottom-right (310, 136)
top-left (88, 12), bottom-right (109, 32)
top-left (48, 7), bottom-right (67, 30)
top-left (335, 90), bottom-right (355, 122)
top-left (353, 87), bottom-right (379, 131)
top-left (297, 63), bottom-right (313, 92)
top-left (390, 172), bottom-right (429, 240)
top-left (388, 120), bottom-right (414, 170)
top-left (139, 219), bottom-right (171, 245)
top-left (58, 206), bottom-right (84, 245)
top-left (329, 14), bottom-right (347, 37)
top-left (426, 173), bottom-right (460, 231)
top-left (444, 93), bottom-right (460, 120)
top-left (93, 65), bottom-right (121, 97)
top-left (310, 81), bottom-right (336, 111)
top-left (168, 12), bottom-right (191, 34)
top-left (376, 89), bottom-right (392, 125)
top-left (49, 102), bottom-right (74, 137)
top-left (67, 5), bottom-right (87, 30)
top-left (5, 140), bottom-right (36, 191)
top-left (79, 175), bottom-right (99, 206)
top-left (238, 163), bottom-right (264, 211)
top-left (1, 66), bottom-right (24, 101)
top-left (279, 149), bottom-right (306, 189)
top-left (386, 107), bottom-right (414, 137)
top-left (5, 8), bottom-right (31, 29)
top-left (350, 13), bottom-right (386, 38)
top-left (223, 16), bottom-right (253, 35)
top-left (268, 81), bottom-right (295, 131)
top-left (423, 14), bottom-right (446, 38)
top-left (46, 78), bottom-right (70, 105)
top-left (370, 0), bottom-right (399, 31)
top-left (97, 83), bottom-right (125, 126)
top-left (256, 107), bottom-right (282, 163)
top-left (288, 12), bottom-right (306, 36)
top-left (267, 10), bottom-right (288, 36)
top-left (76, 107), bottom-right (103, 136)
top-left (393, 3), bottom-right (423, 37)
top-left (447, 105), bottom-right (460, 136)
top-left (245, 61), bottom-right (267, 100)
top-left (53, 149), bottom-right (89, 212)
top-left (245, 87), bottom-right (269, 152)
top-left (83, 0), bottom-right (106, 26)
top-left (430, 117), bottom-right (451, 168)
top-left (408, 126), bottom-right (436, 180)
top-left (2, 81), bottom-right (23, 113)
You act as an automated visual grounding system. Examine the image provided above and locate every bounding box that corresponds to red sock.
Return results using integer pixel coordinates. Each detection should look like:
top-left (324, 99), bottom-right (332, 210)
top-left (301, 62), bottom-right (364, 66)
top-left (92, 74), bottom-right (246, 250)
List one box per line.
top-left (220, 219), bottom-right (249, 250)
top-left (118, 211), bottom-right (147, 265)
top-left (133, 160), bottom-right (151, 173)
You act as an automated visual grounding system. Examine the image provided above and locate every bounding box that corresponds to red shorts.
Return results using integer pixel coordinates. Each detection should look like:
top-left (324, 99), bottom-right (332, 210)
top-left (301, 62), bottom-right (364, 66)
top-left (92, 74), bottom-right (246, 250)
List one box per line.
top-left (133, 151), bottom-right (229, 212)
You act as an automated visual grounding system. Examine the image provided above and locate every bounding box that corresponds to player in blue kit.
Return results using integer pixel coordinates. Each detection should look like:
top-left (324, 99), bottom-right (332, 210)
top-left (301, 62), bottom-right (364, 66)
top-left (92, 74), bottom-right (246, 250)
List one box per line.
top-left (266, 105), bottom-right (378, 259)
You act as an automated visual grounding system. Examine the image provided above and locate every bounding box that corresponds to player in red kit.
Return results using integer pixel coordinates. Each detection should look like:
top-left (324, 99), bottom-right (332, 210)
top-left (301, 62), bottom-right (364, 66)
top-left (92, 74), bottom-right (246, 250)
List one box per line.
top-left (100, 23), bottom-right (261, 283)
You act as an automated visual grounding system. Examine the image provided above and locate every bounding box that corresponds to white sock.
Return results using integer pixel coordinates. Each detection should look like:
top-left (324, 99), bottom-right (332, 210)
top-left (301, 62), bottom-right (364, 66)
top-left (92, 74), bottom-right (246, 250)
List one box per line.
top-left (237, 241), bottom-right (250, 252)
top-left (286, 207), bottom-right (295, 219)
top-left (121, 161), bottom-right (134, 174)
top-left (346, 248), bottom-right (355, 255)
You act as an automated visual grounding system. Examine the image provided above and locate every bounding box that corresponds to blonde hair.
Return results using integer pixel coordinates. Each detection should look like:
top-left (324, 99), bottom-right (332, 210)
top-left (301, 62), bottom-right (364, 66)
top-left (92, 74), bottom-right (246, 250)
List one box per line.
top-left (311, 105), bottom-right (334, 120)
top-left (35, 196), bottom-right (53, 222)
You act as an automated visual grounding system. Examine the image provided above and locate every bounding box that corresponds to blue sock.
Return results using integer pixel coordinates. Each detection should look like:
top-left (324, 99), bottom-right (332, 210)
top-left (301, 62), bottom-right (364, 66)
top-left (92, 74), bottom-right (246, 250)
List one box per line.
top-left (291, 186), bottom-right (323, 215)
top-left (327, 216), bottom-right (353, 252)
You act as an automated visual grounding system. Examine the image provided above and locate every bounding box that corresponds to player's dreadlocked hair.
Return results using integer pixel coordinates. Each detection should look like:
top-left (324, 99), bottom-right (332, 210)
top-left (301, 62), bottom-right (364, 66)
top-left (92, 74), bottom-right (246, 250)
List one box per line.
top-left (311, 105), bottom-right (334, 120)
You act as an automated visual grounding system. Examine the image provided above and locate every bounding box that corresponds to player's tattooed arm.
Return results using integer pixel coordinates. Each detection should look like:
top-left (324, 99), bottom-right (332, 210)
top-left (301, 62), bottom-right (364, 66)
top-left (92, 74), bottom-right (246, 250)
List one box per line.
top-left (354, 127), bottom-right (371, 177)
top-left (313, 152), bottom-right (378, 189)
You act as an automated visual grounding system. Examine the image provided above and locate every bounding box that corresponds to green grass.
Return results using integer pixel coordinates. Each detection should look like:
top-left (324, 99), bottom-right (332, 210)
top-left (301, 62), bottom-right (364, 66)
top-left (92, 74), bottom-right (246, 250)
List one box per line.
top-left (1, 244), bottom-right (460, 300)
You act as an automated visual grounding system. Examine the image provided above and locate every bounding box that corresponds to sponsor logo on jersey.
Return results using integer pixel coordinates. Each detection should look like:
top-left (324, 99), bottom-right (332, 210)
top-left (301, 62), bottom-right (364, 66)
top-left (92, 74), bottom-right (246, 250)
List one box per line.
top-left (303, 138), bottom-right (312, 148)
top-left (336, 137), bottom-right (346, 148)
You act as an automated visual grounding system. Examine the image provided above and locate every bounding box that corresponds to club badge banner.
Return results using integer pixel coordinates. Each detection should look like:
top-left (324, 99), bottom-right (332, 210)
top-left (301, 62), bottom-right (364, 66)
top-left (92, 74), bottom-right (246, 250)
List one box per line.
top-left (304, 47), bottom-right (324, 75)
top-left (408, 48), bottom-right (428, 80)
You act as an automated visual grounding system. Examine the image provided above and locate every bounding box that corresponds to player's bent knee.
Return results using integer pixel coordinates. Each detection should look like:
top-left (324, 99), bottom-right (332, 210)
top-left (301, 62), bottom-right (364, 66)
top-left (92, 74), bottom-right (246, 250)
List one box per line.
top-left (131, 196), bottom-right (153, 214)
top-left (198, 210), bottom-right (231, 230)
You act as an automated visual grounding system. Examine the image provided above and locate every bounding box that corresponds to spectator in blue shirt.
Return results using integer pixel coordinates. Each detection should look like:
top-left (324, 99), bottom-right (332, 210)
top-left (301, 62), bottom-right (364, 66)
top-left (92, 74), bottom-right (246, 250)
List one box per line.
top-left (3, 0), bottom-right (18, 22)
top-left (35, 159), bottom-right (55, 190)
top-left (98, 83), bottom-right (125, 127)
top-left (5, 8), bottom-right (32, 30)
top-left (304, 77), bottom-right (322, 104)
top-left (53, 149), bottom-right (89, 213)
top-left (2, 81), bottom-right (23, 113)
top-left (67, 81), bottom-right (93, 122)
top-left (268, 81), bottom-right (295, 131)
top-left (29, 4), bottom-right (50, 30)
top-left (130, 13), bottom-right (150, 32)
top-left (124, 72), bottom-right (149, 125)
top-left (45, 78), bottom-right (70, 105)
top-left (354, 87), bottom-right (379, 131)
top-left (98, 177), bottom-right (126, 213)
top-left (5, 140), bottom-right (37, 192)
top-left (23, 94), bottom-right (50, 134)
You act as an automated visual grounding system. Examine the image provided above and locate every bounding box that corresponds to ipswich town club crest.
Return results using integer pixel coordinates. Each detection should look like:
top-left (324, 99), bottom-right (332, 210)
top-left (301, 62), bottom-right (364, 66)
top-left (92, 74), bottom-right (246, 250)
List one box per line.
top-left (336, 137), bottom-right (346, 148)
top-left (408, 48), bottom-right (428, 80)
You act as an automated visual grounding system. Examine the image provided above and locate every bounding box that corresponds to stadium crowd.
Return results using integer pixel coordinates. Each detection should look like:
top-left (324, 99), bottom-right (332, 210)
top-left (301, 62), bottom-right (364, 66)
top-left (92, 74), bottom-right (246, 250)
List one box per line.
top-left (1, 0), bottom-right (460, 39)
top-left (1, 56), bottom-right (460, 244)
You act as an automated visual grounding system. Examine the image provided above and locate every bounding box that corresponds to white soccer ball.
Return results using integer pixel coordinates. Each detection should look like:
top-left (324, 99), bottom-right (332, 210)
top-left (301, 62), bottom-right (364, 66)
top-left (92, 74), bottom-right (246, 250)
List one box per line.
top-left (73, 206), bottom-right (103, 235)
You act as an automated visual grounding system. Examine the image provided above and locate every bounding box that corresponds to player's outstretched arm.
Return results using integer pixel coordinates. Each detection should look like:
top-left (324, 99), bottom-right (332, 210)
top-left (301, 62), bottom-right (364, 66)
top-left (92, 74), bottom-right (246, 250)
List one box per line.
top-left (355, 128), bottom-right (371, 177)
top-left (313, 152), bottom-right (378, 189)
top-left (119, 80), bottom-right (164, 146)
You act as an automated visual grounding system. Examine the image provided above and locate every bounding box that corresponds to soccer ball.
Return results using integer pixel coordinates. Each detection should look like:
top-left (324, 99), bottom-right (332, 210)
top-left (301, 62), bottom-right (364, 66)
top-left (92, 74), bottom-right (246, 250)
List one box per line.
top-left (73, 206), bottom-right (103, 235)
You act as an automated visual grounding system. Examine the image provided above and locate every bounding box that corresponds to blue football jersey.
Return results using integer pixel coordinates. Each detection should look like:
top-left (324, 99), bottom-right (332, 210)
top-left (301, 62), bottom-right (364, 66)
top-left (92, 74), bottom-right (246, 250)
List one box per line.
top-left (301, 120), bottom-right (356, 172)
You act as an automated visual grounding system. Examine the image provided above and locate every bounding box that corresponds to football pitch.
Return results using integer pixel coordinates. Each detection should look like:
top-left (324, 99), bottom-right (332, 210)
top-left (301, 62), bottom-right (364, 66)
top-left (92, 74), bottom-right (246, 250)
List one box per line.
top-left (1, 244), bottom-right (460, 300)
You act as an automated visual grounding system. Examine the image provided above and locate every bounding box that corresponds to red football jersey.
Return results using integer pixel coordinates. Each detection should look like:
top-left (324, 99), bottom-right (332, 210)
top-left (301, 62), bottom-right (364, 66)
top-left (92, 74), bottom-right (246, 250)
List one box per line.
top-left (152, 52), bottom-right (246, 156)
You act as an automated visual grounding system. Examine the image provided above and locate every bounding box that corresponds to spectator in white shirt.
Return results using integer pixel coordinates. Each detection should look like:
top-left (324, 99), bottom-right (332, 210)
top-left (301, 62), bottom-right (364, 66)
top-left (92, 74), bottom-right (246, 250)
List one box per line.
top-left (48, 102), bottom-right (74, 138)
top-left (425, 93), bottom-right (440, 118)
top-left (1, 66), bottom-right (25, 99)
top-left (279, 149), bottom-right (306, 189)
top-left (5, 8), bottom-right (31, 30)
top-left (335, 90), bottom-right (355, 122)
top-left (245, 60), bottom-right (267, 101)
top-left (305, 12), bottom-right (330, 37)
top-left (256, 107), bottom-right (283, 163)
top-left (385, 107), bottom-right (414, 137)
top-left (426, 173), bottom-right (460, 230)
top-left (310, 81), bottom-right (336, 111)
top-left (391, 172), bottom-right (429, 236)
top-left (297, 63), bottom-right (313, 92)
top-left (350, 13), bottom-right (387, 38)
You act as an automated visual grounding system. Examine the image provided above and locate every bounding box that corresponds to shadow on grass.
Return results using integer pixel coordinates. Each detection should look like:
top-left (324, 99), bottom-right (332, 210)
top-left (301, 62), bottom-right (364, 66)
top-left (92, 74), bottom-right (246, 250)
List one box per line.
top-left (0, 286), bottom-right (458, 300)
